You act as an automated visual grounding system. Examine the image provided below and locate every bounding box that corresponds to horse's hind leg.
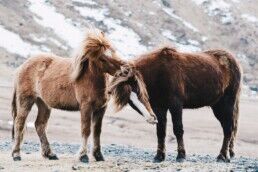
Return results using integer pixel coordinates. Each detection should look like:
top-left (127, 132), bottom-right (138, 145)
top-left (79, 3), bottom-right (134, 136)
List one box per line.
top-left (212, 95), bottom-right (235, 162)
top-left (229, 98), bottom-right (240, 158)
top-left (35, 98), bottom-right (57, 160)
top-left (12, 96), bottom-right (34, 161)
top-left (92, 106), bottom-right (106, 161)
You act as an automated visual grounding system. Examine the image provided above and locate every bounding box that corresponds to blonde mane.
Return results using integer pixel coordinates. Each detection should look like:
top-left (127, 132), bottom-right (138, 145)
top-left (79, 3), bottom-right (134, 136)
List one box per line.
top-left (71, 29), bottom-right (114, 81)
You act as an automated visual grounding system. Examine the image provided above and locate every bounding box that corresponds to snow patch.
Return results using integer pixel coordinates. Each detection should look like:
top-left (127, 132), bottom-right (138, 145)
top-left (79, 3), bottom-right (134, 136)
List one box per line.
top-left (74, 5), bottom-right (147, 58)
top-left (191, 0), bottom-right (207, 5)
top-left (162, 7), bottom-right (199, 32)
top-left (162, 30), bottom-right (177, 41)
top-left (30, 34), bottom-right (47, 43)
top-left (72, 0), bottom-right (97, 5)
top-left (192, 0), bottom-right (233, 24)
top-left (148, 11), bottom-right (156, 15)
top-left (0, 25), bottom-right (41, 57)
top-left (241, 14), bottom-right (258, 23)
top-left (104, 18), bottom-right (147, 58)
top-left (202, 36), bottom-right (208, 42)
top-left (162, 29), bottom-right (201, 52)
top-left (49, 38), bottom-right (68, 50)
top-left (40, 46), bottom-right (51, 52)
top-left (188, 39), bottom-right (200, 46)
top-left (28, 0), bottom-right (83, 48)
top-left (74, 6), bottom-right (108, 22)
top-left (230, 0), bottom-right (240, 3)
top-left (175, 43), bottom-right (201, 52)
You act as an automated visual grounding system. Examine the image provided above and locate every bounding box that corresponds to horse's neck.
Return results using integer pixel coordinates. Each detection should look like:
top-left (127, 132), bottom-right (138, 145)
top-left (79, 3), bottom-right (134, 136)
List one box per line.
top-left (88, 60), bottom-right (105, 75)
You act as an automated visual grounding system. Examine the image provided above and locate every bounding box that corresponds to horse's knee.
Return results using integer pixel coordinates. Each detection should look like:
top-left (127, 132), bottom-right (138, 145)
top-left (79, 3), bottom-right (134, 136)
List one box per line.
top-left (35, 121), bottom-right (44, 133)
top-left (173, 123), bottom-right (184, 137)
top-left (81, 126), bottom-right (91, 138)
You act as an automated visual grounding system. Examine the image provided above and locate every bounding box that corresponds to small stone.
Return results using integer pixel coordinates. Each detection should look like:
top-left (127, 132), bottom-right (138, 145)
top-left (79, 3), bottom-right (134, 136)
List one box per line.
top-left (72, 165), bottom-right (82, 171)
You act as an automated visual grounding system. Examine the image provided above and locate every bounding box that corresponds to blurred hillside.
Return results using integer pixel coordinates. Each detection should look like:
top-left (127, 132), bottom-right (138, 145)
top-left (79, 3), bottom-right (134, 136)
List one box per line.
top-left (0, 0), bottom-right (257, 96)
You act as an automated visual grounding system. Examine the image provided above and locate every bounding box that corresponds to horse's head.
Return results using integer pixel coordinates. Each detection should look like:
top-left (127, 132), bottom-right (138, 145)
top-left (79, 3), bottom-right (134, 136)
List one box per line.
top-left (95, 49), bottom-right (126, 75)
top-left (108, 65), bottom-right (158, 124)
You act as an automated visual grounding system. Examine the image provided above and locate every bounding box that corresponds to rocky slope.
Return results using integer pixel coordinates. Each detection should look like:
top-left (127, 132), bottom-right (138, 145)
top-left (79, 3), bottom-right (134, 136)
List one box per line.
top-left (0, 0), bottom-right (258, 96)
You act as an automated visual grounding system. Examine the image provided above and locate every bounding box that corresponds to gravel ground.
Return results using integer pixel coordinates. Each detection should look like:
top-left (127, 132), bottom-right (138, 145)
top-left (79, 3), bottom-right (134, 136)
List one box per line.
top-left (0, 140), bottom-right (257, 172)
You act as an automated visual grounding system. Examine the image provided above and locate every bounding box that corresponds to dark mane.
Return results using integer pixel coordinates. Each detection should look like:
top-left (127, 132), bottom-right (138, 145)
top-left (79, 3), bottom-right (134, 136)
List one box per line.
top-left (108, 65), bottom-right (149, 111)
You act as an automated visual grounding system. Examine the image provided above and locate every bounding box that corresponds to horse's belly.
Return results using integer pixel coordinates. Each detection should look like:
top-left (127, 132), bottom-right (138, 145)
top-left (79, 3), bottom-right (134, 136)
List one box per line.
top-left (183, 90), bottom-right (223, 108)
top-left (38, 81), bottom-right (79, 111)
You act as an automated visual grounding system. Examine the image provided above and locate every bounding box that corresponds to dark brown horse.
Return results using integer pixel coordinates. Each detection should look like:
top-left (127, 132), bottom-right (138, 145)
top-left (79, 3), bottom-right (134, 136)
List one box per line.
top-left (11, 29), bottom-right (157, 163)
top-left (108, 47), bottom-right (241, 162)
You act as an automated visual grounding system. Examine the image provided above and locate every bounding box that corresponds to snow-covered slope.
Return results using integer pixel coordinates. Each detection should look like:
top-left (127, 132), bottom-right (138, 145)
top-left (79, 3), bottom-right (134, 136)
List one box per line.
top-left (0, 0), bottom-right (257, 97)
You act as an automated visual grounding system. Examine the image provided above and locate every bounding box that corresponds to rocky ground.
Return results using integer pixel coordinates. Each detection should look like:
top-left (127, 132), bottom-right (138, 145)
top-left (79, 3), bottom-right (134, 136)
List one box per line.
top-left (0, 141), bottom-right (257, 172)
top-left (0, 0), bottom-right (258, 171)
top-left (0, 84), bottom-right (258, 171)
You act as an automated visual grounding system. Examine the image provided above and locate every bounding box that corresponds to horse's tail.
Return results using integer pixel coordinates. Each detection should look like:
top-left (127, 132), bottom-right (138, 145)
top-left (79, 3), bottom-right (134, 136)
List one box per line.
top-left (207, 49), bottom-right (242, 141)
top-left (11, 85), bottom-right (17, 140)
top-left (71, 28), bottom-right (114, 81)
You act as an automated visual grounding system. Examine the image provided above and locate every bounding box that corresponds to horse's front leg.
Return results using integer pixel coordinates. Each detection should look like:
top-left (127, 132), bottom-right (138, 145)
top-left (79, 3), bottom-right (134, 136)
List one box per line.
top-left (79, 102), bottom-right (93, 163)
top-left (92, 106), bottom-right (106, 161)
top-left (153, 107), bottom-right (168, 163)
top-left (169, 101), bottom-right (185, 162)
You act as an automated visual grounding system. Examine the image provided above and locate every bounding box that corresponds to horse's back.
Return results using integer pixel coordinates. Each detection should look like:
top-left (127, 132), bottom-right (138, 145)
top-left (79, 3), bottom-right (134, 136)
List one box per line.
top-left (16, 53), bottom-right (70, 85)
top-left (15, 54), bottom-right (78, 108)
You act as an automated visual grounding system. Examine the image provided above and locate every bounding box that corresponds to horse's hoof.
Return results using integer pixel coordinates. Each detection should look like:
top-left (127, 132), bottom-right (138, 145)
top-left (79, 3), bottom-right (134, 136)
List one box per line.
top-left (47, 154), bottom-right (59, 160)
top-left (79, 154), bottom-right (89, 163)
top-left (176, 152), bottom-right (186, 162)
top-left (13, 156), bottom-right (21, 161)
top-left (153, 153), bottom-right (165, 163)
top-left (93, 151), bottom-right (105, 161)
top-left (176, 157), bottom-right (185, 162)
top-left (229, 151), bottom-right (235, 158)
top-left (217, 154), bottom-right (230, 163)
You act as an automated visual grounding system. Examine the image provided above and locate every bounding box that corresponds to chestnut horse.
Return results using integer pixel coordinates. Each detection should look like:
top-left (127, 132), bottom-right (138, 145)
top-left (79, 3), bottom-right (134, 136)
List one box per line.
top-left (11, 29), bottom-right (157, 162)
top-left (108, 47), bottom-right (241, 162)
